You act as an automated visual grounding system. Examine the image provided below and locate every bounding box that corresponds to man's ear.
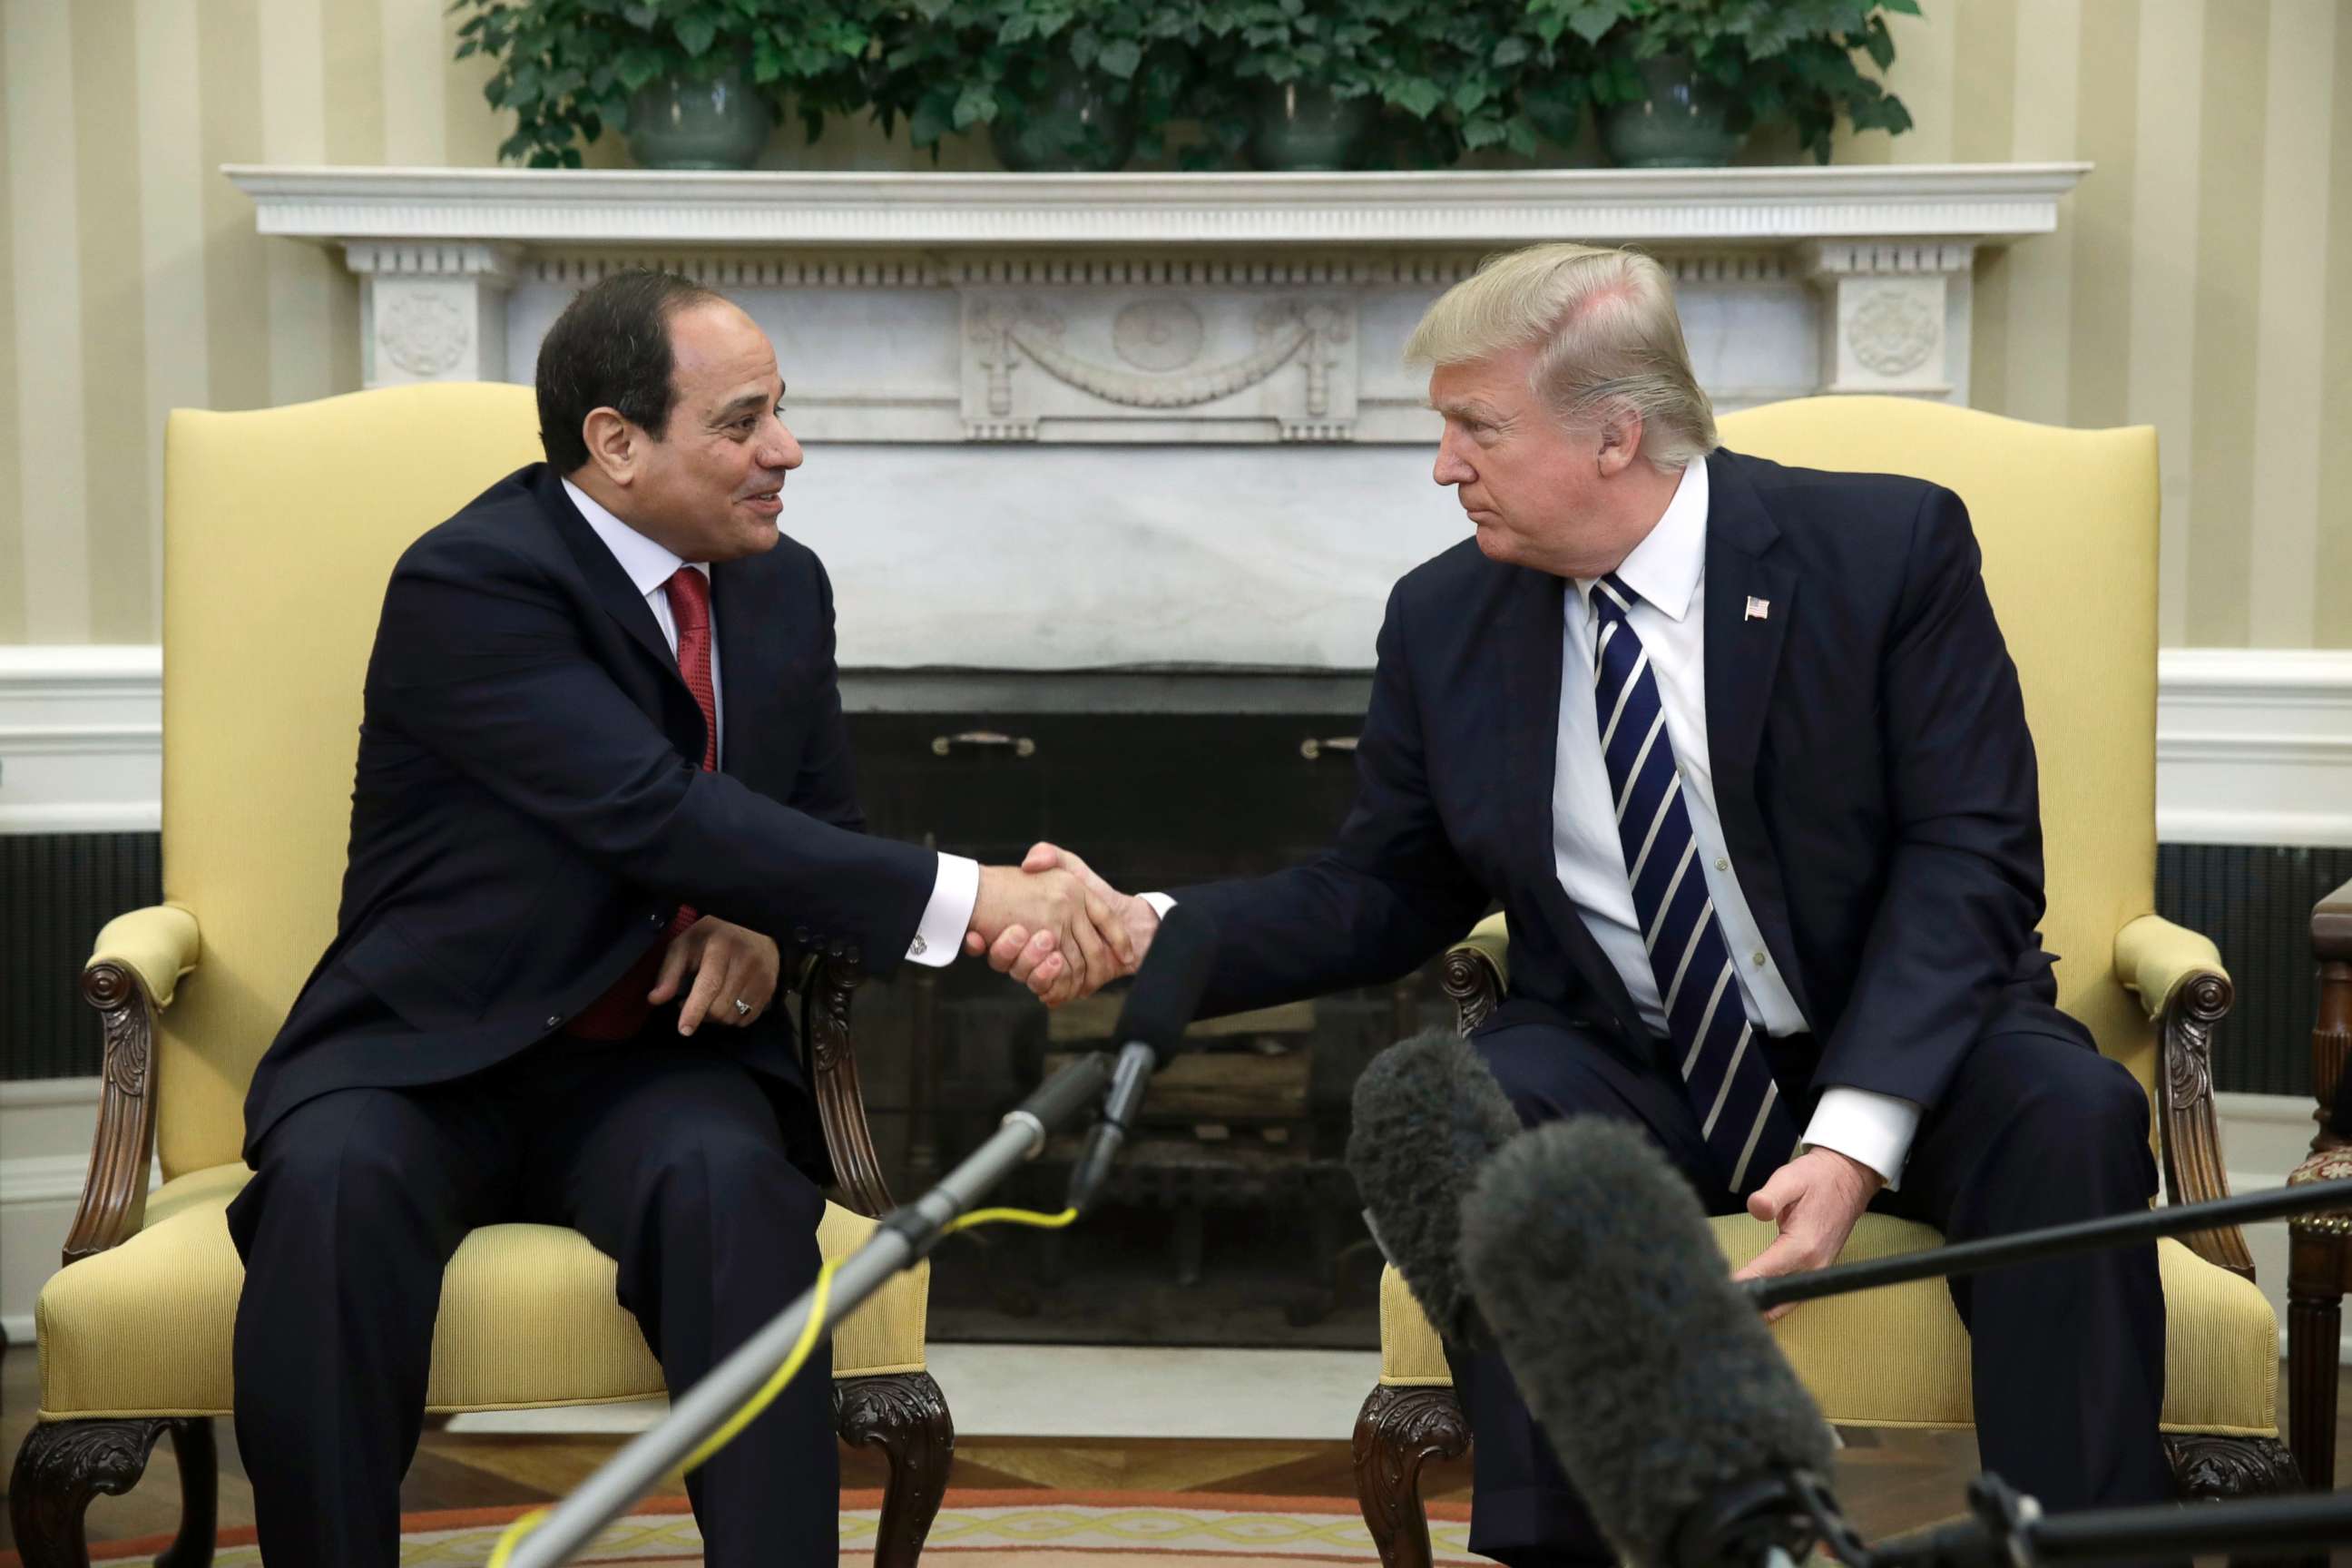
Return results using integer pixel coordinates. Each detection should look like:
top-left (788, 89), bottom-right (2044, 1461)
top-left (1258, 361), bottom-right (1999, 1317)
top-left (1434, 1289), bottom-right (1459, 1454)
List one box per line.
top-left (1594, 407), bottom-right (1644, 478)
top-left (581, 407), bottom-right (638, 488)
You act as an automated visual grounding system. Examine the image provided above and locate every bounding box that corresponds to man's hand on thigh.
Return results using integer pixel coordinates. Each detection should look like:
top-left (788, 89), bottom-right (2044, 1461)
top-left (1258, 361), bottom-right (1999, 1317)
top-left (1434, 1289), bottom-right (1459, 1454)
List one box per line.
top-left (1730, 1146), bottom-right (1885, 1321)
top-left (650, 916), bottom-right (781, 1034)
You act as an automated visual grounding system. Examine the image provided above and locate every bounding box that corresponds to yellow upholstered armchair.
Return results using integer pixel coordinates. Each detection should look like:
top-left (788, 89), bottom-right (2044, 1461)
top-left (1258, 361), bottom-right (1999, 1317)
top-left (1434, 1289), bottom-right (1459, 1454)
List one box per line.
top-left (1349, 397), bottom-right (2295, 1568)
top-left (7, 385), bottom-right (950, 1568)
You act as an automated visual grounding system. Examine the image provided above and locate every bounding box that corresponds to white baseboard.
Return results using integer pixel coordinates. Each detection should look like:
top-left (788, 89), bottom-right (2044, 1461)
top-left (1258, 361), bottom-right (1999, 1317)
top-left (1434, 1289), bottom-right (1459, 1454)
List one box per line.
top-left (2, 1079), bottom-right (111, 1338)
top-left (4, 645), bottom-right (2348, 843)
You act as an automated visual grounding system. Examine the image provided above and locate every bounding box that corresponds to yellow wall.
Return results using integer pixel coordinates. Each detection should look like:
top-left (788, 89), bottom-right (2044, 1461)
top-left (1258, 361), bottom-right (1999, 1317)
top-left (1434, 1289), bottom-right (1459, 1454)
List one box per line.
top-left (2, 0), bottom-right (2346, 646)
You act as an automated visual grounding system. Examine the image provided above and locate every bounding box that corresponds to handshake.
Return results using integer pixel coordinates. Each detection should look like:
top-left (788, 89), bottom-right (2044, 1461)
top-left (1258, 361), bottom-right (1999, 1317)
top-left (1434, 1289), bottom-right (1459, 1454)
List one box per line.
top-left (965, 843), bottom-right (1161, 1006)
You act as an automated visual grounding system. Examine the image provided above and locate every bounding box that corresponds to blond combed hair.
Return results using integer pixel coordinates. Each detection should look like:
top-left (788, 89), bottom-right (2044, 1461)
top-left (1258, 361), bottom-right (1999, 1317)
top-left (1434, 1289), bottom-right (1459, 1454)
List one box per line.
top-left (1403, 242), bottom-right (1717, 470)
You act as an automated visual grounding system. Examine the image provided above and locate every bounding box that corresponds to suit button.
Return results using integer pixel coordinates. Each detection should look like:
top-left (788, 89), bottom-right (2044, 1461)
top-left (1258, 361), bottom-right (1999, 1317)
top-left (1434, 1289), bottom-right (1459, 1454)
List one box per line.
top-left (793, 926), bottom-right (809, 944)
top-left (546, 1014), bottom-right (564, 1028)
top-left (845, 946), bottom-right (861, 966)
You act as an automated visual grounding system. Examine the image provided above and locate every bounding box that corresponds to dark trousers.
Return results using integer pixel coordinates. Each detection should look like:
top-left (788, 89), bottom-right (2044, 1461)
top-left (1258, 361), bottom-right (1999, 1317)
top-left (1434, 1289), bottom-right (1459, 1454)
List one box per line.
top-left (1443, 1014), bottom-right (2171, 1568)
top-left (226, 1034), bottom-right (838, 1568)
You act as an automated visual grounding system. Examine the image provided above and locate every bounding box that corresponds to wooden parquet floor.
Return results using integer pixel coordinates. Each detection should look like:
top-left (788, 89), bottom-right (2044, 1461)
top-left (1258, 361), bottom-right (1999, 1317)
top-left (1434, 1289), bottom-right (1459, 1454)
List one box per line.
top-left (0, 1347), bottom-right (2340, 1556)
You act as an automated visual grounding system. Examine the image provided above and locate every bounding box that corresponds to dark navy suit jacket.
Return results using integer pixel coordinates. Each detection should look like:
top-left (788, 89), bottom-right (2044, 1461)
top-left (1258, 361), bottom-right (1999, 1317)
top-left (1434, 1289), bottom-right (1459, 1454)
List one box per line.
top-left (244, 465), bottom-right (937, 1168)
top-left (1177, 447), bottom-right (2085, 1117)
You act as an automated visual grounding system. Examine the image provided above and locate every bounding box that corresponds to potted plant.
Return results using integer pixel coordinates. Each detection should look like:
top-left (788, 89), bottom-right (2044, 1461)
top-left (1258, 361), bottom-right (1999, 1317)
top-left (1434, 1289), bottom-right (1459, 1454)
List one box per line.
top-left (1525, 0), bottom-right (1916, 166)
top-left (453, 0), bottom-right (883, 169)
top-left (871, 0), bottom-right (1197, 172)
top-left (1190, 0), bottom-right (1573, 172)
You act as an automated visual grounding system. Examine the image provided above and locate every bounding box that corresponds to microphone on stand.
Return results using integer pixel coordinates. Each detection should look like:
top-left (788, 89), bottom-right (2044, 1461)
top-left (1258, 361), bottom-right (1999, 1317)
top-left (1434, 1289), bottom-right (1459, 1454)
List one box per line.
top-left (1341, 1030), bottom-right (1525, 1351)
top-left (1063, 905), bottom-right (1220, 1218)
top-left (1457, 1117), bottom-right (1857, 1568)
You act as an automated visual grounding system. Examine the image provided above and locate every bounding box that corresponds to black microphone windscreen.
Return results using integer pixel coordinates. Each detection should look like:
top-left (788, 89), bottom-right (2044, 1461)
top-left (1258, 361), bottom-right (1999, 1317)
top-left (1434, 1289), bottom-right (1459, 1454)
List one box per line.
top-left (1112, 903), bottom-right (1220, 1058)
top-left (1345, 1031), bottom-right (1523, 1348)
top-left (1459, 1119), bottom-right (1834, 1568)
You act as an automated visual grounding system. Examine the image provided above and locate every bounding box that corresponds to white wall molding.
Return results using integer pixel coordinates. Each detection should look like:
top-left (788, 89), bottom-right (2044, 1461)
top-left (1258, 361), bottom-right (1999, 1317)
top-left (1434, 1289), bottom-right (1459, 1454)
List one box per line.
top-left (230, 162), bottom-right (2090, 250)
top-left (8, 644), bottom-right (2347, 842)
top-left (2157, 649), bottom-right (2352, 848)
top-left (0, 645), bottom-right (162, 834)
top-left (0, 1076), bottom-right (105, 1341)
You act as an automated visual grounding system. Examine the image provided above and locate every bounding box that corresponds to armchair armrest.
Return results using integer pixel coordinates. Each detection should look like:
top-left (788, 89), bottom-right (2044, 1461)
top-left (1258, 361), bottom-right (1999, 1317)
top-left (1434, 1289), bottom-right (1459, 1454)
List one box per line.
top-left (65, 904), bottom-right (201, 1266)
top-left (2114, 914), bottom-right (2252, 1279)
top-left (1442, 914), bottom-right (1510, 1036)
top-left (87, 904), bottom-right (201, 1008)
top-left (2115, 913), bottom-right (2229, 1022)
top-left (2312, 877), bottom-right (2352, 1148)
top-left (797, 949), bottom-right (893, 1219)
top-left (2318, 877), bottom-right (2352, 961)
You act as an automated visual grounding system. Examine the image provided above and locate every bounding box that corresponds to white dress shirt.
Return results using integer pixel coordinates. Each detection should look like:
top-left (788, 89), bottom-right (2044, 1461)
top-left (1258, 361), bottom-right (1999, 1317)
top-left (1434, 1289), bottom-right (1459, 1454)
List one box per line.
top-left (1553, 459), bottom-right (1918, 1186)
top-left (1142, 464), bottom-right (1916, 1183)
top-left (564, 478), bottom-right (975, 967)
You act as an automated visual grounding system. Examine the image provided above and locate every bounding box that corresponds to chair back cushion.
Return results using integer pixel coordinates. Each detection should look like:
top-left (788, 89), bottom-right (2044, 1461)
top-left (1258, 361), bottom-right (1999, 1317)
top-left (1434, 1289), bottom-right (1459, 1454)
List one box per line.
top-left (1715, 398), bottom-right (2161, 1105)
top-left (156, 384), bottom-right (545, 1177)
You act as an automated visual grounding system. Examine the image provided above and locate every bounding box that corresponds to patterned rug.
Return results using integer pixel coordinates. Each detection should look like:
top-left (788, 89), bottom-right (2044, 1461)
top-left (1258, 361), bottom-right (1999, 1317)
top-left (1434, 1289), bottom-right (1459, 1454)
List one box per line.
top-left (30, 1488), bottom-right (1482, 1564)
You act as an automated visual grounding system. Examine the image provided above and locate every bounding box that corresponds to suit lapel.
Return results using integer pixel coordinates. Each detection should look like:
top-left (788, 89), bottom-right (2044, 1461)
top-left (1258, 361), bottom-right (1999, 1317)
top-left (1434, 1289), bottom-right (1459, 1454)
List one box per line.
top-left (1498, 567), bottom-right (1650, 1044)
top-left (1700, 450), bottom-right (1813, 1024)
top-left (534, 468), bottom-right (718, 770)
top-left (537, 469), bottom-right (686, 680)
top-left (709, 559), bottom-right (782, 787)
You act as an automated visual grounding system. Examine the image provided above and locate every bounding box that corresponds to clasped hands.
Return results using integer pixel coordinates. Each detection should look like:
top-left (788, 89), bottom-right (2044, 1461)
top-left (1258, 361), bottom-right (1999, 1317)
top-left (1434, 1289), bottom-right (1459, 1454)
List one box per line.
top-left (965, 843), bottom-right (1158, 1005)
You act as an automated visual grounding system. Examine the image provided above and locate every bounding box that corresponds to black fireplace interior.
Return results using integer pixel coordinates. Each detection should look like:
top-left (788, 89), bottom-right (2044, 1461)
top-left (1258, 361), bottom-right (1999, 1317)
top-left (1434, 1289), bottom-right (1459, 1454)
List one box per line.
top-left (840, 705), bottom-right (1460, 1350)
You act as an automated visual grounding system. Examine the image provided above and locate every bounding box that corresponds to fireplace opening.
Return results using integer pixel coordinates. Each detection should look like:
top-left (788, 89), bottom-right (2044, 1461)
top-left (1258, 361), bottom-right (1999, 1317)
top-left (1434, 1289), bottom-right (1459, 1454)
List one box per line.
top-left (843, 703), bottom-right (1461, 1349)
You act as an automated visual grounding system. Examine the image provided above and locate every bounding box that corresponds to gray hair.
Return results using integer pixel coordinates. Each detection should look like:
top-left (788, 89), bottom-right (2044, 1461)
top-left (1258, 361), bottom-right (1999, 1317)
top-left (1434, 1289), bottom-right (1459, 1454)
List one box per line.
top-left (1403, 242), bottom-right (1718, 470)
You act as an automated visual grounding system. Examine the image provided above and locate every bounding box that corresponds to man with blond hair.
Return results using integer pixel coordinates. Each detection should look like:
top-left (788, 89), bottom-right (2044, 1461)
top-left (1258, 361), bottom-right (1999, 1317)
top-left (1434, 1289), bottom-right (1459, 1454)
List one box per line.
top-left (991, 243), bottom-right (2170, 1561)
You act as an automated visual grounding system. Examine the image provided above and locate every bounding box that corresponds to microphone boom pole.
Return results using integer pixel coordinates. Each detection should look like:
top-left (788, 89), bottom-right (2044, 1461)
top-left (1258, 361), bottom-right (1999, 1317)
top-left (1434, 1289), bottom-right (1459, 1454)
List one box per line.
top-left (501, 1051), bottom-right (1116, 1568)
top-left (1747, 1178), bottom-right (2352, 1313)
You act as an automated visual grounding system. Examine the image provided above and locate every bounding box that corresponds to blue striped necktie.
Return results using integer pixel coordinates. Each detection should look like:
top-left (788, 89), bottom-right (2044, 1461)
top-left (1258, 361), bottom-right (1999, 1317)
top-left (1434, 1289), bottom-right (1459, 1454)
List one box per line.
top-left (1589, 572), bottom-right (1798, 1195)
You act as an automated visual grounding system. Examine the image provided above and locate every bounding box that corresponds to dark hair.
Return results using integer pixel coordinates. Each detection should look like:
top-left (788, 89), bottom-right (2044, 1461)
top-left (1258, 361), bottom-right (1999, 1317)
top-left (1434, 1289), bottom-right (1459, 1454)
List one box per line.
top-left (535, 269), bottom-right (724, 472)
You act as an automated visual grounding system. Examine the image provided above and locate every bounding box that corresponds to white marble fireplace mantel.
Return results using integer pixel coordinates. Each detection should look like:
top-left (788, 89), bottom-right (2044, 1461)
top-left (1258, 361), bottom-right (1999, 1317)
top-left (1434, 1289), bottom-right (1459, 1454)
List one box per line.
top-left (230, 163), bottom-right (2087, 671)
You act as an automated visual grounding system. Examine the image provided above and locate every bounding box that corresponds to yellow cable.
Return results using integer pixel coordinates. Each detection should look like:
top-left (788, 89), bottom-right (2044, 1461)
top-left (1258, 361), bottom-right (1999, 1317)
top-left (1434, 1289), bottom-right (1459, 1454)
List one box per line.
top-left (946, 1205), bottom-right (1078, 1234)
top-left (481, 1203), bottom-right (1075, 1567)
top-left (486, 1506), bottom-right (550, 1568)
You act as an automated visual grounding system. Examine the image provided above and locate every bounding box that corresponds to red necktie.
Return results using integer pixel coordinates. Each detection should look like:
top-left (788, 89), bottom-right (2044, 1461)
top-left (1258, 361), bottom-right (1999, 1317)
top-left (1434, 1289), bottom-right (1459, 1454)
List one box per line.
top-left (567, 567), bottom-right (719, 1041)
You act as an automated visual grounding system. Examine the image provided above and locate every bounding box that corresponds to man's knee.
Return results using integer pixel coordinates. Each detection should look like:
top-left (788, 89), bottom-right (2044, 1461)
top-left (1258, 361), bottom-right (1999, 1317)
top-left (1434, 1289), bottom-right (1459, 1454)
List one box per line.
top-left (232, 1094), bottom-right (437, 1259)
top-left (643, 1126), bottom-right (821, 1235)
top-left (1950, 1033), bottom-right (2156, 1218)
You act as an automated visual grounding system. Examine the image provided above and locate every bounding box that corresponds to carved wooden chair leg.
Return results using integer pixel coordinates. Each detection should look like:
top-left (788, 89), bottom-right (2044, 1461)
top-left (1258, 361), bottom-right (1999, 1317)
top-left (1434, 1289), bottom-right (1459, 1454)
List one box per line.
top-left (155, 1417), bottom-right (218, 1568)
top-left (838, 1371), bottom-right (955, 1568)
top-left (2287, 1227), bottom-right (2346, 1491)
top-left (1353, 1385), bottom-right (1471, 1568)
top-left (8, 1417), bottom-right (178, 1568)
top-left (2164, 1431), bottom-right (2303, 1497)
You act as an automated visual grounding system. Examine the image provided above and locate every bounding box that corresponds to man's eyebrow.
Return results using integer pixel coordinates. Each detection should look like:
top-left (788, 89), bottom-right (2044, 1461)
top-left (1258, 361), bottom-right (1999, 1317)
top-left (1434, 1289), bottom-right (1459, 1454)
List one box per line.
top-left (1430, 397), bottom-right (1503, 420)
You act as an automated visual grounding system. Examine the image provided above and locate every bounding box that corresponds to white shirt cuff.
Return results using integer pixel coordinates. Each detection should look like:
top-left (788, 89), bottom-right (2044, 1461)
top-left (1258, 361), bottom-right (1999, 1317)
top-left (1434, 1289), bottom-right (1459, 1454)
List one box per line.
top-left (1799, 1087), bottom-right (1921, 1190)
top-left (1140, 892), bottom-right (1176, 918)
top-left (907, 853), bottom-right (979, 967)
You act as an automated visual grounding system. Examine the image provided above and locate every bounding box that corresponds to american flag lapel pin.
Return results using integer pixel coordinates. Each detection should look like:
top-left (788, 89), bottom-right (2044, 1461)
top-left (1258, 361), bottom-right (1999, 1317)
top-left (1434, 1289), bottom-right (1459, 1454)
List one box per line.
top-left (1745, 595), bottom-right (1771, 622)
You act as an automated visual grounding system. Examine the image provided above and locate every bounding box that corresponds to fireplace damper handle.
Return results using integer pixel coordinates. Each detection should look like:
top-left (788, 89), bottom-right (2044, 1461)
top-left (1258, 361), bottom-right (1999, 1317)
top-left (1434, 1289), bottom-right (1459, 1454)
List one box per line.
top-left (1299, 736), bottom-right (1360, 760)
top-left (932, 730), bottom-right (1036, 758)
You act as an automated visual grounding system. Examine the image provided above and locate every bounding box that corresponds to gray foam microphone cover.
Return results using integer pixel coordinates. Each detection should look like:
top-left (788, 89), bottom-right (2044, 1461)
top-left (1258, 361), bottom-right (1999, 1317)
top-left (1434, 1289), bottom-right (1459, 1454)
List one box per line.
top-left (1459, 1118), bottom-right (1835, 1568)
top-left (1345, 1030), bottom-right (1524, 1348)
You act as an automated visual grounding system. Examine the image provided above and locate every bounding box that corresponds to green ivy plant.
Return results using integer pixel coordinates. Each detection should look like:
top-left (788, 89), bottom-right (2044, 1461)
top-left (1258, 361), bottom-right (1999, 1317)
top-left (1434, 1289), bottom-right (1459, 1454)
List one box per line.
top-left (1525, 0), bottom-right (1916, 161)
top-left (869, 0), bottom-right (1199, 164)
top-left (452, 0), bottom-right (883, 166)
top-left (1186, 0), bottom-right (1596, 168)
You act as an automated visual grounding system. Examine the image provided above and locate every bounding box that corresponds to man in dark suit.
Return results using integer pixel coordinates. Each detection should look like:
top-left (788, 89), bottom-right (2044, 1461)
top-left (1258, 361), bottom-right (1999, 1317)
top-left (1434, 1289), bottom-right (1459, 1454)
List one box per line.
top-left (228, 270), bottom-right (1128, 1567)
top-left (990, 243), bottom-right (2169, 1563)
